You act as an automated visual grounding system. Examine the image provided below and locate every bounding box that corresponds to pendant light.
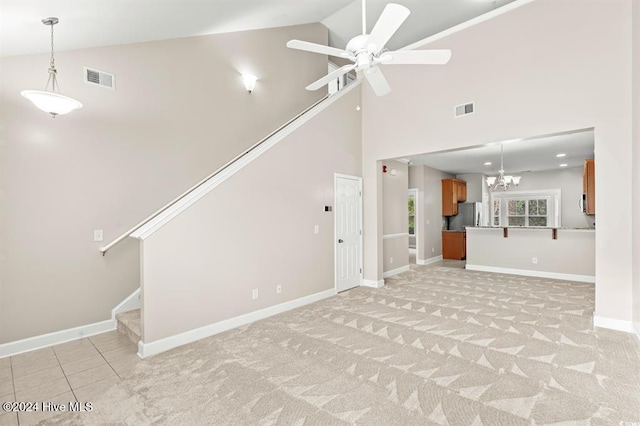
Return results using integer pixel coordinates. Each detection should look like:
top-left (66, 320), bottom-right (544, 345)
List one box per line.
top-left (21, 17), bottom-right (82, 118)
top-left (486, 144), bottom-right (521, 191)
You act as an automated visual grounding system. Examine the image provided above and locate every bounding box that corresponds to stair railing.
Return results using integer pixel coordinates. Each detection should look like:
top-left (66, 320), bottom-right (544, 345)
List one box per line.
top-left (100, 94), bottom-right (330, 255)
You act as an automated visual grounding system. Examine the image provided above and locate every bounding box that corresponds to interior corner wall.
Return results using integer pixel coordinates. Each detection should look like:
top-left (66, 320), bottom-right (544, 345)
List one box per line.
top-left (381, 160), bottom-right (408, 274)
top-left (362, 0), bottom-right (634, 326)
top-left (141, 86), bottom-right (362, 343)
top-left (632, 0), bottom-right (640, 337)
top-left (455, 173), bottom-right (484, 203)
top-left (0, 23), bottom-right (328, 344)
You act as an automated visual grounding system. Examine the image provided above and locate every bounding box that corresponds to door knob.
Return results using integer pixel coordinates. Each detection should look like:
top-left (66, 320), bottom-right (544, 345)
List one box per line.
top-left (338, 239), bottom-right (344, 243)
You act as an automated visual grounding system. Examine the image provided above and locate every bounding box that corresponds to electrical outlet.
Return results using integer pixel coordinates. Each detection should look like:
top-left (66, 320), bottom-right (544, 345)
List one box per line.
top-left (93, 229), bottom-right (104, 242)
top-left (390, 257), bottom-right (394, 264)
top-left (531, 257), bottom-right (538, 264)
top-left (276, 285), bottom-right (282, 294)
top-left (252, 289), bottom-right (259, 300)
top-left (314, 225), bottom-right (319, 234)
top-left (427, 220), bottom-right (430, 225)
top-left (432, 247), bottom-right (435, 253)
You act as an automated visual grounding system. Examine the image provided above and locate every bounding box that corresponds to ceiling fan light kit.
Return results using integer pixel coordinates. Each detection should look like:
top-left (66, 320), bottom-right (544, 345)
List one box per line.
top-left (21, 17), bottom-right (83, 118)
top-left (286, 1), bottom-right (451, 97)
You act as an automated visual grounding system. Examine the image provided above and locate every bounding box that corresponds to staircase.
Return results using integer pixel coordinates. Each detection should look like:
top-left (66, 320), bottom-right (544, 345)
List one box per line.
top-left (116, 309), bottom-right (141, 344)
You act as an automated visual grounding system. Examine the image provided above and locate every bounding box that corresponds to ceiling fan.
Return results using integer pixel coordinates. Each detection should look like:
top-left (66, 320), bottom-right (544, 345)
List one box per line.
top-left (286, 0), bottom-right (452, 96)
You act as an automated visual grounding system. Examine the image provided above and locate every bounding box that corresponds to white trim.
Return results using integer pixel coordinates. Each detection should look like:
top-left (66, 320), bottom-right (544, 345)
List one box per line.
top-left (465, 264), bottom-right (595, 283)
top-left (111, 288), bottom-right (141, 318)
top-left (593, 316), bottom-right (635, 333)
top-left (334, 174), bottom-right (364, 294)
top-left (361, 279), bottom-right (385, 289)
top-left (383, 265), bottom-right (411, 278)
top-left (131, 83), bottom-right (361, 241)
top-left (0, 319), bottom-right (116, 359)
top-left (137, 288), bottom-right (336, 358)
top-left (382, 233), bottom-right (409, 240)
top-left (417, 255), bottom-right (443, 266)
top-left (403, 0), bottom-right (534, 51)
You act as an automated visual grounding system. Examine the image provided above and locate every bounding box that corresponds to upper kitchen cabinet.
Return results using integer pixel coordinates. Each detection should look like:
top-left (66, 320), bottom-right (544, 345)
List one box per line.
top-left (583, 159), bottom-right (595, 214)
top-left (442, 178), bottom-right (467, 216)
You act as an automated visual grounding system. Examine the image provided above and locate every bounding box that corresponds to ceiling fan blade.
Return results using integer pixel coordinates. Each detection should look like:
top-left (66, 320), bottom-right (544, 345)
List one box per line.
top-left (286, 40), bottom-right (350, 59)
top-left (381, 49), bottom-right (452, 65)
top-left (364, 66), bottom-right (391, 97)
top-left (367, 3), bottom-right (410, 52)
top-left (305, 64), bottom-right (357, 91)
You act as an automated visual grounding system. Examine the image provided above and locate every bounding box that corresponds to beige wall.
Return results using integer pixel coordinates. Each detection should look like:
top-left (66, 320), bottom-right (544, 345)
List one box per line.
top-left (362, 0), bottom-right (634, 325)
top-left (498, 166), bottom-right (595, 229)
top-left (633, 0), bottom-right (640, 336)
top-left (466, 228), bottom-right (595, 279)
top-left (456, 173), bottom-right (484, 203)
top-left (0, 24), bottom-right (328, 343)
top-left (408, 165), bottom-right (454, 261)
top-left (141, 86), bottom-right (362, 343)
top-left (382, 160), bottom-right (408, 273)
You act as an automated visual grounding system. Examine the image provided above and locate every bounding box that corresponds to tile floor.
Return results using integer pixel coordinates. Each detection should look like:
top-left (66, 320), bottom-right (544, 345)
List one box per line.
top-left (0, 331), bottom-right (139, 426)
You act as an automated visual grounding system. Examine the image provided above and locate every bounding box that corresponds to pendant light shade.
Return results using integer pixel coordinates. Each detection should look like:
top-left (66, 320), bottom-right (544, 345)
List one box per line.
top-left (21, 90), bottom-right (82, 116)
top-left (21, 17), bottom-right (82, 117)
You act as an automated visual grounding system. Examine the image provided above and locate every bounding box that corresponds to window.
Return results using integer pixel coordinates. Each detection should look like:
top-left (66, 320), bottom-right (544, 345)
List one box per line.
top-left (492, 199), bottom-right (501, 226)
top-left (491, 189), bottom-right (560, 228)
top-left (408, 193), bottom-right (415, 235)
top-left (507, 198), bottom-right (548, 227)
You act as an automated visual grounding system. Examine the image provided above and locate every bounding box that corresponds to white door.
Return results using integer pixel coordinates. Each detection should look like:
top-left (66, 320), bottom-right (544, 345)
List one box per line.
top-left (335, 175), bottom-right (362, 292)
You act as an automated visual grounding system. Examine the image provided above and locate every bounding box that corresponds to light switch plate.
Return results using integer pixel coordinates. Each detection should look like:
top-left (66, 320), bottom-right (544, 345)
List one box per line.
top-left (93, 229), bottom-right (104, 242)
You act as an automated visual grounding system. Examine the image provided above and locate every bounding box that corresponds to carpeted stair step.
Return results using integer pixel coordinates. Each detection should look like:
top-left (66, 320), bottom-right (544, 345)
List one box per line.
top-left (116, 309), bottom-right (141, 344)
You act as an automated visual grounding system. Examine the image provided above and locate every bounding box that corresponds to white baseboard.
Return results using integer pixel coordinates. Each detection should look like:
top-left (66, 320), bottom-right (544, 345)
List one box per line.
top-left (138, 288), bottom-right (336, 358)
top-left (361, 279), bottom-right (385, 289)
top-left (465, 264), bottom-right (595, 283)
top-left (593, 315), bottom-right (635, 333)
top-left (0, 319), bottom-right (116, 359)
top-left (383, 265), bottom-right (411, 278)
top-left (112, 288), bottom-right (141, 318)
top-left (417, 255), bottom-right (443, 266)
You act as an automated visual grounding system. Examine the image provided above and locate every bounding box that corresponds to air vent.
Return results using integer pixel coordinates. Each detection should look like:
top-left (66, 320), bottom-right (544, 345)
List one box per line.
top-left (83, 67), bottom-right (115, 90)
top-left (454, 102), bottom-right (474, 117)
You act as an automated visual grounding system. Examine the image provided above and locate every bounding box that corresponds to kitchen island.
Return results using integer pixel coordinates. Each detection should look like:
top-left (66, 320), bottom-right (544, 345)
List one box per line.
top-left (465, 227), bottom-right (595, 283)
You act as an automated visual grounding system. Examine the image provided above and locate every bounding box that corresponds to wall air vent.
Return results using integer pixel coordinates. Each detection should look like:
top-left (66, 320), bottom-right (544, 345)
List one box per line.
top-left (454, 102), bottom-right (474, 117)
top-left (83, 67), bottom-right (115, 90)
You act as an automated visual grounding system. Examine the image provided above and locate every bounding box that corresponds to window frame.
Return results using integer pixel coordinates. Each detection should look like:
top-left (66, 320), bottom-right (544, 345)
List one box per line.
top-left (490, 189), bottom-right (561, 228)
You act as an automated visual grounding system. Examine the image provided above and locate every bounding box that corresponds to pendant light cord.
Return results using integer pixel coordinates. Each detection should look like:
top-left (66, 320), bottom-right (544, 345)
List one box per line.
top-left (46, 20), bottom-right (60, 93)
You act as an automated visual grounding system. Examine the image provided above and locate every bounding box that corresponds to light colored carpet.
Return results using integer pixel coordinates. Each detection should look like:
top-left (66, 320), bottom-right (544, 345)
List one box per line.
top-left (46, 265), bottom-right (640, 425)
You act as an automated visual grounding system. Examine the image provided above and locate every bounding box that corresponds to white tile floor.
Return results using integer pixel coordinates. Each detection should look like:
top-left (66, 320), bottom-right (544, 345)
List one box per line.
top-left (0, 330), bottom-right (138, 426)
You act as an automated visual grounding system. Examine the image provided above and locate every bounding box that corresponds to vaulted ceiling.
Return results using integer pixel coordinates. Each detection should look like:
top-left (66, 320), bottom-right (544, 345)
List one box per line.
top-left (0, 0), bottom-right (515, 57)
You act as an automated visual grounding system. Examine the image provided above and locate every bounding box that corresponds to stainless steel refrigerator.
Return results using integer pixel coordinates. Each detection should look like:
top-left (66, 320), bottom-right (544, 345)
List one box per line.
top-left (448, 202), bottom-right (482, 231)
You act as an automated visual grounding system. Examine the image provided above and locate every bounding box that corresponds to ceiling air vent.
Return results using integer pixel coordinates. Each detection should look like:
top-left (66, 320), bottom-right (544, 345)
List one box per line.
top-left (83, 67), bottom-right (115, 90)
top-left (454, 102), bottom-right (474, 117)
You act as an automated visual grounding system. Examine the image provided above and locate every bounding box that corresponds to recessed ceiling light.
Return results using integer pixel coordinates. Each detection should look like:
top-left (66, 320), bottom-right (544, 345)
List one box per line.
top-left (556, 153), bottom-right (566, 158)
top-left (484, 162), bottom-right (492, 166)
top-left (559, 163), bottom-right (568, 167)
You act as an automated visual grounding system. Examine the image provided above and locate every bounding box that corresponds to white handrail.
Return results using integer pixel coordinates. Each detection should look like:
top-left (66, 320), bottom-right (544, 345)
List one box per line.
top-left (100, 94), bottom-right (330, 255)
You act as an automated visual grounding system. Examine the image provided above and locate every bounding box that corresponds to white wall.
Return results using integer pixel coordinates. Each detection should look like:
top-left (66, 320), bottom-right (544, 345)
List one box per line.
top-left (141, 86), bottom-right (362, 343)
top-left (466, 228), bottom-right (595, 281)
top-left (0, 24), bottom-right (328, 344)
top-left (382, 160), bottom-right (409, 274)
top-left (362, 0), bottom-right (634, 326)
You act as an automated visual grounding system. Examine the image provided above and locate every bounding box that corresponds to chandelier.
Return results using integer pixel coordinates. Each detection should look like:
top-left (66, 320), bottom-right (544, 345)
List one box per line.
top-left (21, 17), bottom-right (83, 118)
top-left (486, 144), bottom-right (521, 191)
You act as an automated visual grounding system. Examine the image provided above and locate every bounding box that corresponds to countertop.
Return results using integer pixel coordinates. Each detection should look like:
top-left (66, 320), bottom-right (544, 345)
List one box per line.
top-left (467, 226), bottom-right (595, 231)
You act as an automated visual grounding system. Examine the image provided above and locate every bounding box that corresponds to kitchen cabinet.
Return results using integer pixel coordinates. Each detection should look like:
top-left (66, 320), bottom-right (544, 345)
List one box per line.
top-left (442, 179), bottom-right (467, 216)
top-left (442, 231), bottom-right (466, 260)
top-left (583, 159), bottom-right (595, 215)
